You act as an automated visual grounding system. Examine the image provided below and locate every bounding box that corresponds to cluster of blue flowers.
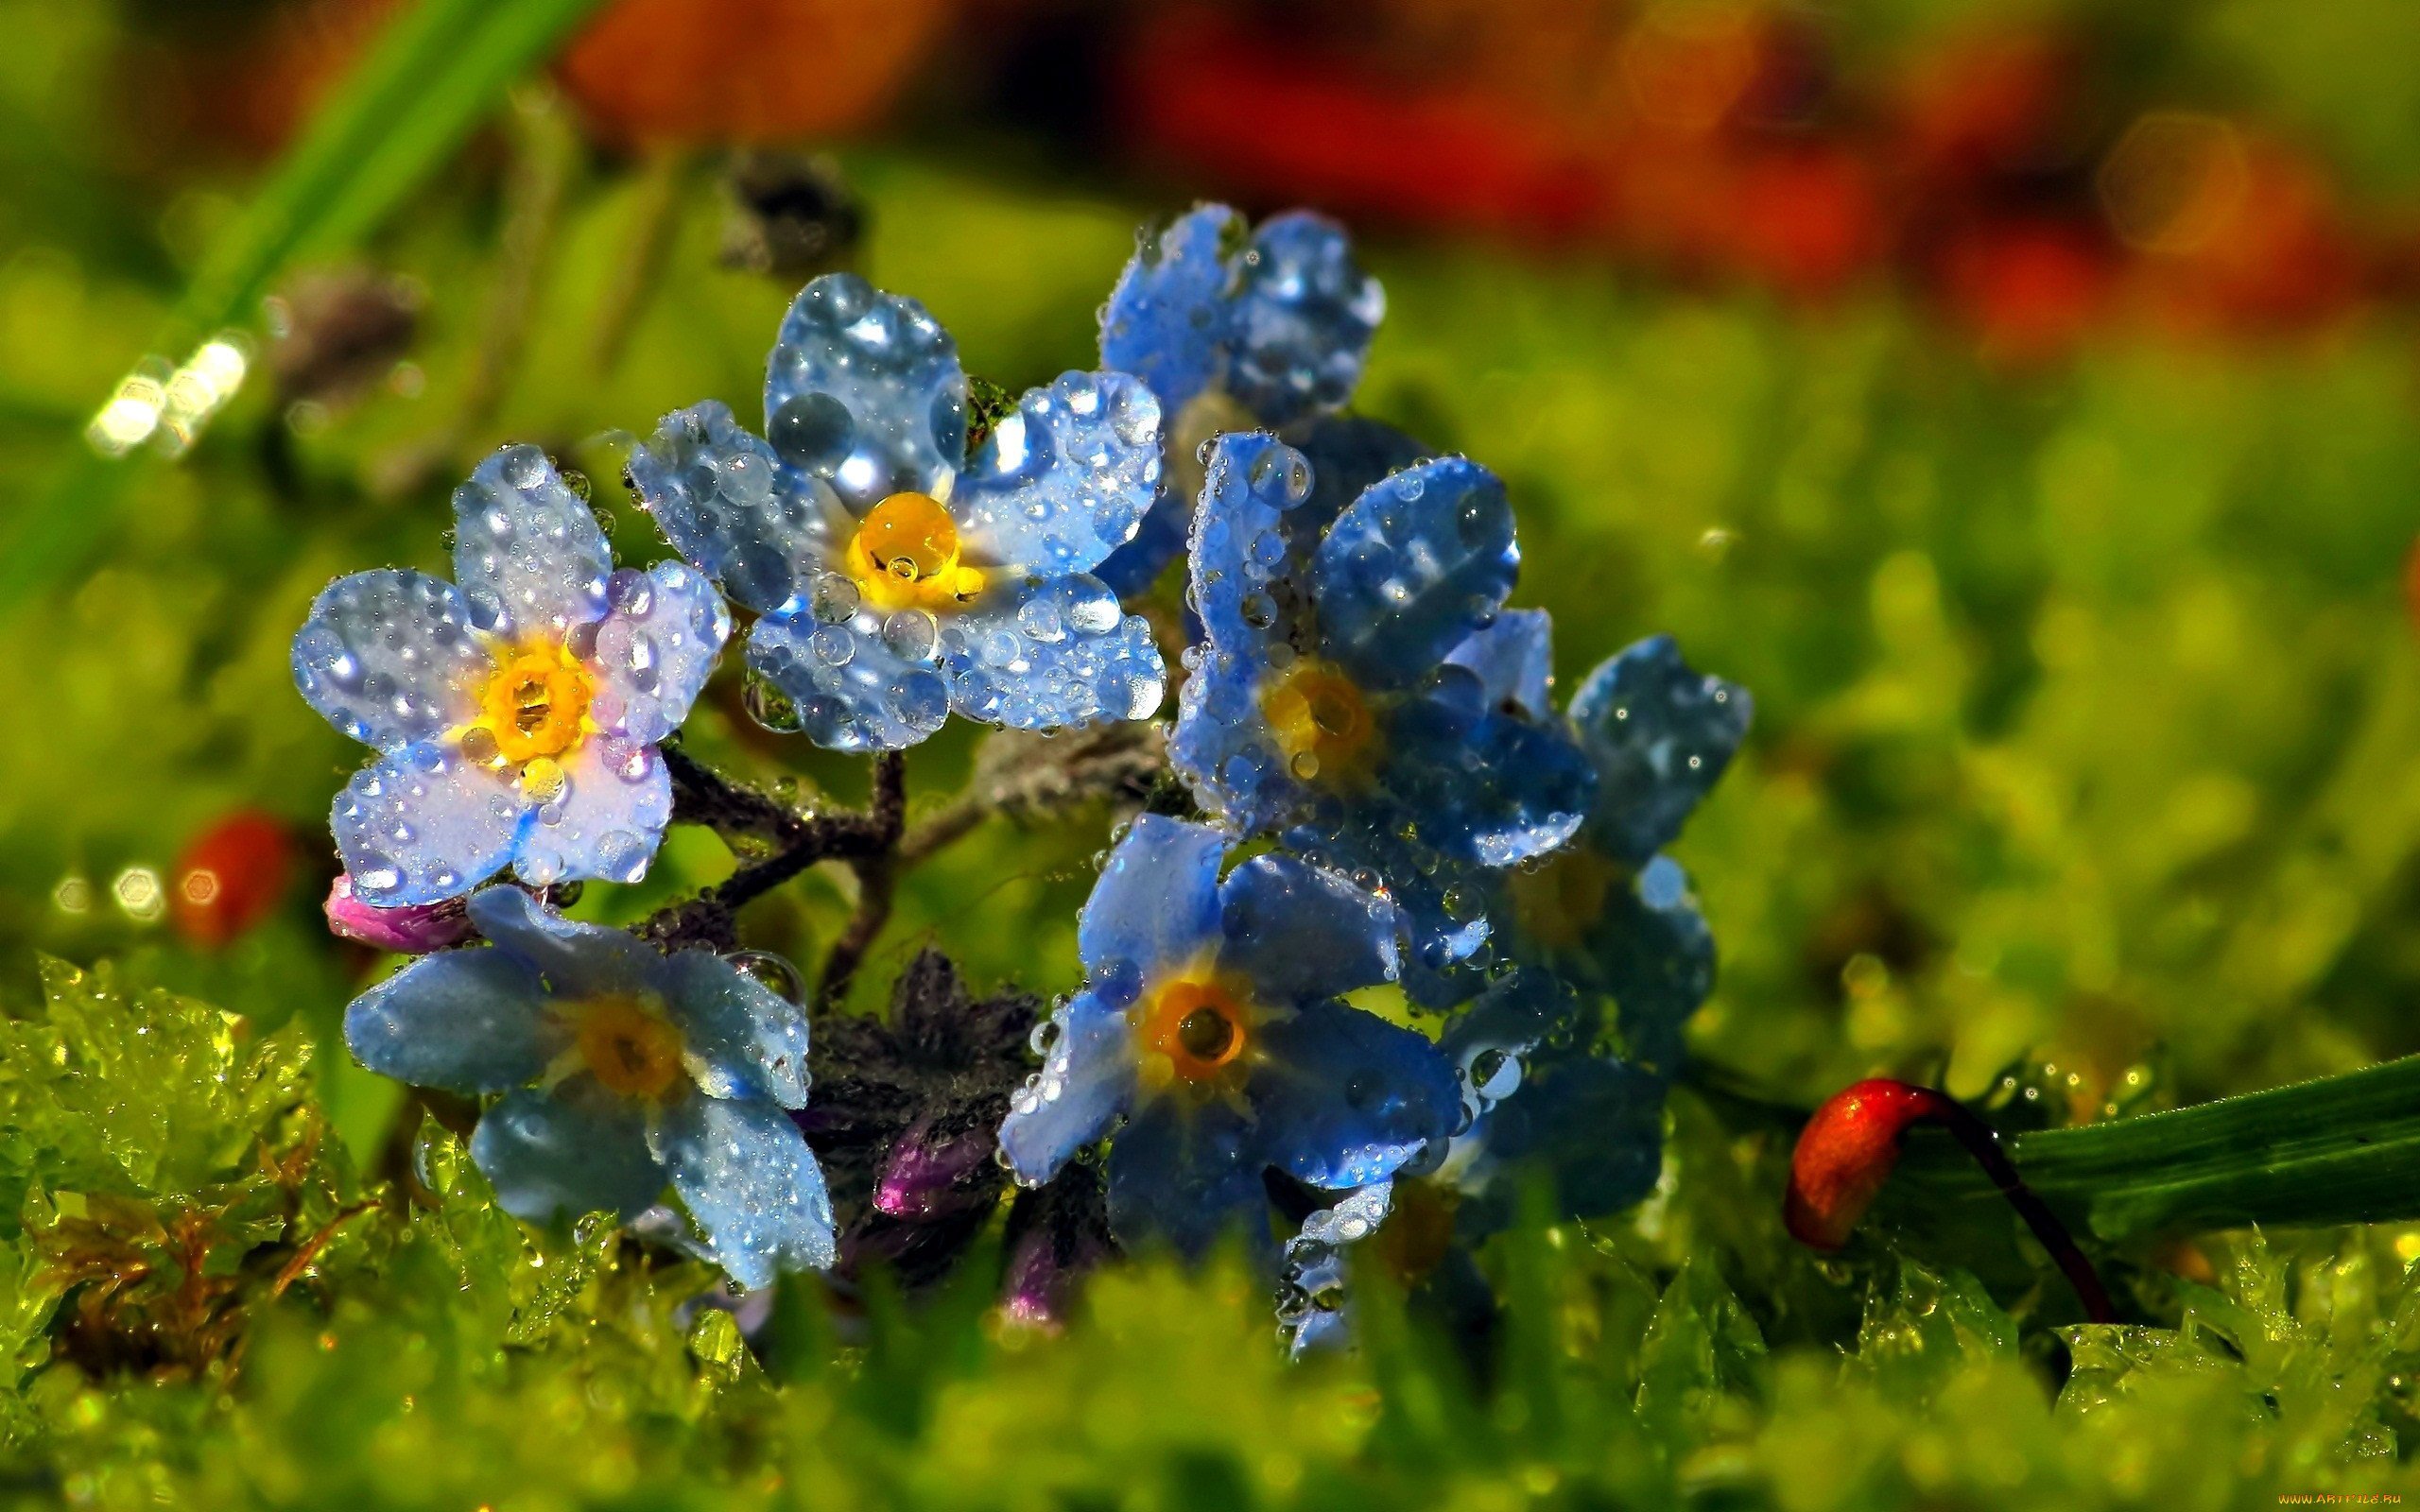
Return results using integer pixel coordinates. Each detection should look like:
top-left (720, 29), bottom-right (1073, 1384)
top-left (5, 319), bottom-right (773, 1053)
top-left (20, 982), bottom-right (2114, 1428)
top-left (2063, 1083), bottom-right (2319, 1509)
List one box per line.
top-left (294, 204), bottom-right (1748, 1333)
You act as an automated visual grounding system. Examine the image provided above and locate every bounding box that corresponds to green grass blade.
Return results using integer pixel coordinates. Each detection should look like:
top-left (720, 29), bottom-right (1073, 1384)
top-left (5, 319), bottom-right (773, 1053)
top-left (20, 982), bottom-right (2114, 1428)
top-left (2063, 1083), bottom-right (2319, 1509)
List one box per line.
top-left (0, 0), bottom-right (608, 616)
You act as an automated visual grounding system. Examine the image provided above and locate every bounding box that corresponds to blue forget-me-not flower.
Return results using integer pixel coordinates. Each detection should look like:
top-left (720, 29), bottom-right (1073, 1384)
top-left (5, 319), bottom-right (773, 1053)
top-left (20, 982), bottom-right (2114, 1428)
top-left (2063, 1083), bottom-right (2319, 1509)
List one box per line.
top-left (1094, 203), bottom-right (1384, 595)
top-left (346, 887), bottom-right (835, 1288)
top-left (1170, 429), bottom-right (1599, 998)
top-left (294, 444), bottom-right (730, 906)
top-left (995, 815), bottom-right (1461, 1259)
top-left (1455, 621), bottom-right (1751, 1071)
top-left (626, 273), bottom-right (1167, 752)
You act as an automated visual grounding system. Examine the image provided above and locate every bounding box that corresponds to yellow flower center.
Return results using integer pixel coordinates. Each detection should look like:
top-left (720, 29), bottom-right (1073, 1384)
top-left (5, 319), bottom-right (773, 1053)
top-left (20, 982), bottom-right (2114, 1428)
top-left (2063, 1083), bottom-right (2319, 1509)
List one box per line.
top-left (1133, 972), bottom-right (1258, 1091)
top-left (466, 643), bottom-right (595, 776)
top-left (574, 995), bottom-right (687, 1101)
top-left (846, 490), bottom-right (986, 612)
top-left (1260, 660), bottom-right (1379, 785)
top-left (1506, 844), bottom-right (1619, 951)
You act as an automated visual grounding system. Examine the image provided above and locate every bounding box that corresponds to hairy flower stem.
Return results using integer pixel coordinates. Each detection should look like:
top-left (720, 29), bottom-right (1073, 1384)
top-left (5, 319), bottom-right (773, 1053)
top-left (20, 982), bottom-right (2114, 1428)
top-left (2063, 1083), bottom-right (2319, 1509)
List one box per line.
top-left (647, 748), bottom-right (906, 953)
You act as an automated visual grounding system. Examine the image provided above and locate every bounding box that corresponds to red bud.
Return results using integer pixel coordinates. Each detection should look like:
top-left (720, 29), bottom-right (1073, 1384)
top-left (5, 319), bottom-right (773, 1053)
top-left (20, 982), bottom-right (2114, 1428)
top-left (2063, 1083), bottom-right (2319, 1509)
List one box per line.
top-left (170, 811), bottom-right (297, 950)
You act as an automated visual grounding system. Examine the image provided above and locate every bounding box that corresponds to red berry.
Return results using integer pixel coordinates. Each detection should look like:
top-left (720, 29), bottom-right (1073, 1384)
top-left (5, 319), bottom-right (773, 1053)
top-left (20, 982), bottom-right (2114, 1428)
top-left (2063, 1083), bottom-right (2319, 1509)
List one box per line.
top-left (170, 811), bottom-right (297, 950)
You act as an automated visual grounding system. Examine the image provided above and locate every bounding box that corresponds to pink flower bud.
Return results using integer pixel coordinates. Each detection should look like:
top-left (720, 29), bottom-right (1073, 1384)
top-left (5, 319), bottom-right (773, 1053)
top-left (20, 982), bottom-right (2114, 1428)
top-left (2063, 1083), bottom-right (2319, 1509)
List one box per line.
top-left (324, 874), bottom-right (474, 954)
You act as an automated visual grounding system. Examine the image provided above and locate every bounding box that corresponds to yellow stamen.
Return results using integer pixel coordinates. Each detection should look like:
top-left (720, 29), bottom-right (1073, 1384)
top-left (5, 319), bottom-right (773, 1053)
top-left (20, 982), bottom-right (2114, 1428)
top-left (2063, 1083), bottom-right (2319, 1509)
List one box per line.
top-left (473, 643), bottom-right (594, 766)
top-left (1260, 660), bottom-right (1378, 786)
top-left (846, 490), bottom-right (985, 612)
top-left (575, 995), bottom-right (686, 1101)
top-left (1506, 845), bottom-right (1619, 951)
top-left (1133, 972), bottom-right (1258, 1092)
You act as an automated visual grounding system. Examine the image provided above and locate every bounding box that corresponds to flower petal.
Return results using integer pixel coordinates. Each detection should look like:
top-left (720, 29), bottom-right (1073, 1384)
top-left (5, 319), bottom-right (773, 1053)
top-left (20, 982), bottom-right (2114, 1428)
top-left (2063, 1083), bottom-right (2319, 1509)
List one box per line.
top-left (1188, 432), bottom-right (1312, 655)
top-left (1465, 1056), bottom-right (1666, 1231)
top-left (1567, 635), bottom-right (1753, 864)
top-left (465, 885), bottom-right (668, 1000)
top-left (1224, 211), bottom-right (1383, 425)
top-left (626, 400), bottom-right (848, 617)
top-left (765, 272), bottom-right (966, 509)
top-left (1248, 1001), bottom-right (1460, 1193)
top-left (1077, 814), bottom-right (1226, 988)
top-left (1289, 414), bottom-right (1430, 551)
top-left (510, 735), bottom-right (672, 889)
top-left (1215, 854), bottom-right (1398, 1003)
top-left (649, 1093), bottom-right (837, 1289)
top-left (952, 371), bottom-right (1162, 576)
top-left (997, 988), bottom-right (1135, 1186)
top-left (334, 743), bottom-right (527, 906)
top-left (292, 569), bottom-right (490, 751)
top-left (451, 443), bottom-right (613, 642)
top-left (1103, 1094), bottom-right (1267, 1261)
top-left (343, 947), bottom-right (560, 1092)
top-left (587, 562), bottom-right (731, 745)
top-left (1098, 203), bottom-right (1239, 419)
top-left (471, 1084), bottom-right (665, 1225)
top-left (1278, 1180), bottom-right (1392, 1357)
top-left (1388, 691), bottom-right (1598, 868)
top-left (1310, 456), bottom-right (1518, 691)
top-left (746, 612), bottom-right (953, 752)
top-left (660, 949), bottom-right (812, 1108)
top-left (1588, 855), bottom-right (1715, 1075)
top-left (1445, 609), bottom-right (1554, 720)
top-left (1169, 633), bottom-right (1300, 837)
top-left (940, 576), bottom-right (1165, 730)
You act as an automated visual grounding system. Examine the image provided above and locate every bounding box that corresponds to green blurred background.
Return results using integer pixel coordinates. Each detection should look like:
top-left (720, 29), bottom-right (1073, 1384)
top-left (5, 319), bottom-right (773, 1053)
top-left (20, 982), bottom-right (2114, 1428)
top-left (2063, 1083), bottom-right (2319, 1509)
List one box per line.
top-left (8, 0), bottom-right (2420, 1502)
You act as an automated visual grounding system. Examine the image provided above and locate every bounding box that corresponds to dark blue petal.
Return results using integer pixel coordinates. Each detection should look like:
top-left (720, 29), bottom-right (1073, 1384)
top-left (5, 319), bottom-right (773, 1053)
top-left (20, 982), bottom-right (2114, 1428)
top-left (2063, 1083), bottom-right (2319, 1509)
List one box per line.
top-left (334, 743), bottom-right (526, 906)
top-left (293, 570), bottom-right (490, 751)
top-left (1225, 212), bottom-right (1384, 425)
top-left (1247, 1000), bottom-right (1460, 1192)
top-left (1289, 415), bottom-right (1431, 558)
top-left (1103, 1094), bottom-right (1267, 1261)
top-left (471, 1085), bottom-right (664, 1225)
top-left (997, 988), bottom-right (1135, 1185)
top-left (952, 372), bottom-right (1162, 576)
top-left (511, 736), bottom-right (670, 890)
top-left (1093, 486), bottom-right (1193, 597)
top-left (1387, 685), bottom-right (1597, 868)
top-left (1470, 1057), bottom-right (1667, 1230)
top-left (344, 947), bottom-right (560, 1093)
top-left (1077, 815), bottom-right (1226, 989)
top-left (465, 886), bottom-right (668, 1001)
top-left (1098, 204), bottom-right (1239, 419)
top-left (1436, 971), bottom-right (1666, 1231)
top-left (1566, 635), bottom-right (1753, 865)
top-left (1216, 854), bottom-right (1398, 1003)
top-left (451, 444), bottom-right (613, 642)
top-left (1445, 609), bottom-right (1554, 720)
top-left (1309, 456), bottom-right (1518, 692)
top-left (586, 562), bottom-right (731, 746)
top-left (626, 401), bottom-right (849, 618)
top-left (746, 613), bottom-right (953, 752)
top-left (1587, 855), bottom-right (1715, 1075)
top-left (660, 950), bottom-right (813, 1108)
top-left (765, 273), bottom-right (966, 509)
top-left (649, 1093), bottom-right (838, 1288)
top-left (940, 576), bottom-right (1165, 730)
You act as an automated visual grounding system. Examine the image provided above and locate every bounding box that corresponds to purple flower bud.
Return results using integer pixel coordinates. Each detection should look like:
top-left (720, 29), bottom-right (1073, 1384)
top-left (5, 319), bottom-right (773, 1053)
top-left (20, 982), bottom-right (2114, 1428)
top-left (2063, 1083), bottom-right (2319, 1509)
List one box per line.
top-left (999, 1171), bottom-right (1113, 1330)
top-left (324, 874), bottom-right (474, 954)
top-left (873, 1117), bottom-right (995, 1220)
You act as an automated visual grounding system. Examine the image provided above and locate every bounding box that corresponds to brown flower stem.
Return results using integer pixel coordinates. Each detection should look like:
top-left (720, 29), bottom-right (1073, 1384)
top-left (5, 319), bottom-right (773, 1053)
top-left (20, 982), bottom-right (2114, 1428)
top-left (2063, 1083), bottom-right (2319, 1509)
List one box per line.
top-left (647, 751), bottom-right (905, 954)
